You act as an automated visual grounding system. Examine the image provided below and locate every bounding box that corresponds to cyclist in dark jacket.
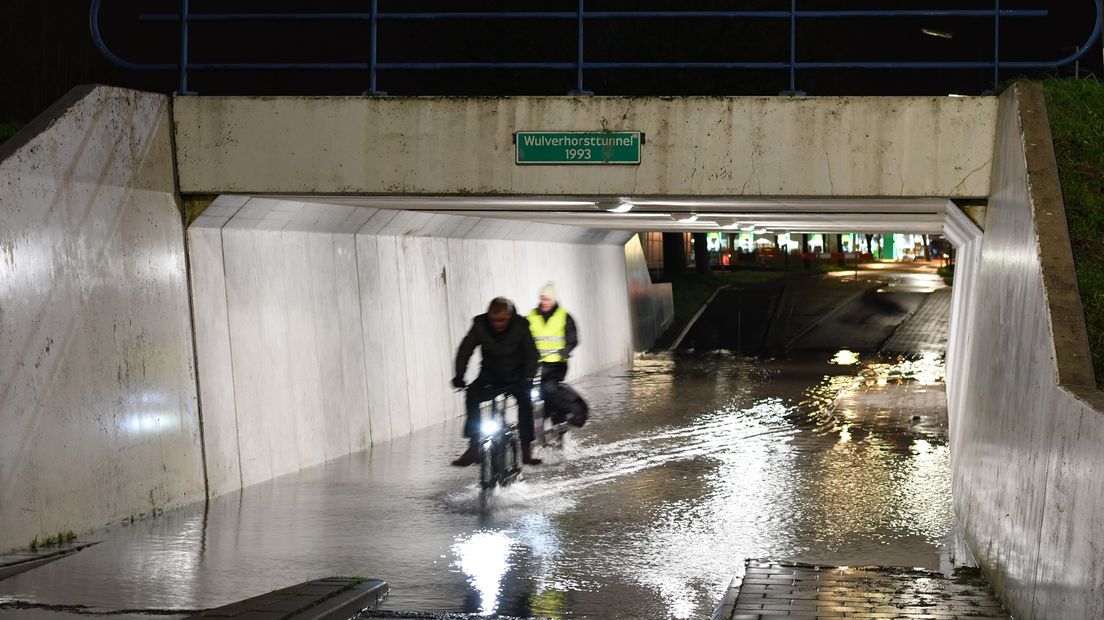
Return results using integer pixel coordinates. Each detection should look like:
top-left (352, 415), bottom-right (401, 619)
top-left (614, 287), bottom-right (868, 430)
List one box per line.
top-left (451, 297), bottom-right (541, 466)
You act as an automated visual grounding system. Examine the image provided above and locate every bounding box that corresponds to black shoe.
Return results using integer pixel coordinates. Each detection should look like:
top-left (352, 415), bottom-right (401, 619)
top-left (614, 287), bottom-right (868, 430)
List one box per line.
top-left (451, 441), bottom-right (479, 467)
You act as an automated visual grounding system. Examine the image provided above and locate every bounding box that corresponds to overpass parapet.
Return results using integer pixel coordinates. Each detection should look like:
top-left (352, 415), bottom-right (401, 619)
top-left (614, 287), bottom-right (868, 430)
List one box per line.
top-left (173, 95), bottom-right (998, 199)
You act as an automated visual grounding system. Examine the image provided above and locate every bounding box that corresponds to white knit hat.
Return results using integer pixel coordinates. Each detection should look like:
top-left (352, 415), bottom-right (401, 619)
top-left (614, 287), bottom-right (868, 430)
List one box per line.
top-left (539, 281), bottom-right (557, 302)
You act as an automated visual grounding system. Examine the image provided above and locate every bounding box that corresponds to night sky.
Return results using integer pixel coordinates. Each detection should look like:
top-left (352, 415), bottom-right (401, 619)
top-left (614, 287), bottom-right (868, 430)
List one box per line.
top-left (2, 0), bottom-right (1101, 122)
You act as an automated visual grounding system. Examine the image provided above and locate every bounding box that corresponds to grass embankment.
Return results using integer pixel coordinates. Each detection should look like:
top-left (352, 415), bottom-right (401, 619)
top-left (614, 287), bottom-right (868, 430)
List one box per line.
top-left (656, 263), bottom-right (849, 348)
top-left (1041, 78), bottom-right (1104, 386)
top-left (0, 121), bottom-right (23, 145)
top-left (666, 270), bottom-right (789, 327)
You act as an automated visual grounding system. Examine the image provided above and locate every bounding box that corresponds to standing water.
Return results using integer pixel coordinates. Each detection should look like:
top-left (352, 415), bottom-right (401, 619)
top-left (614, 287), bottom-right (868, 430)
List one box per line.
top-left (0, 351), bottom-right (953, 620)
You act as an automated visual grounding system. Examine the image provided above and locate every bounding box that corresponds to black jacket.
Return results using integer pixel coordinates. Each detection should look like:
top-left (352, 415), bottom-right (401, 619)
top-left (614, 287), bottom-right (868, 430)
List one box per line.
top-left (455, 313), bottom-right (539, 385)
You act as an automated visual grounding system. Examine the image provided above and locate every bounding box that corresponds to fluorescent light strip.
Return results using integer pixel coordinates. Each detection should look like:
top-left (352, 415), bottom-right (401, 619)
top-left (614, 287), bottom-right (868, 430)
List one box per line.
top-left (369, 198), bottom-right (600, 207)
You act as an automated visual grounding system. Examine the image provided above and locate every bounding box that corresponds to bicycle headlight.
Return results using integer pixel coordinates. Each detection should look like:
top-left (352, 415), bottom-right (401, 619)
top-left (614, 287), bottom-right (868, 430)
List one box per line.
top-left (480, 419), bottom-right (501, 436)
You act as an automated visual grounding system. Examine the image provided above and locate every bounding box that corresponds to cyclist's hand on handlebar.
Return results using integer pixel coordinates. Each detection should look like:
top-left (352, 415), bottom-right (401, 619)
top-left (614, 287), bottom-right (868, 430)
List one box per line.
top-left (451, 377), bottom-right (466, 389)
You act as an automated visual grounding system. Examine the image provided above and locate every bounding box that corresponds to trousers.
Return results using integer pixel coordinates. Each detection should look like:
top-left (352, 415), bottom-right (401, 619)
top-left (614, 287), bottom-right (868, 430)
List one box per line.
top-left (464, 379), bottom-right (535, 444)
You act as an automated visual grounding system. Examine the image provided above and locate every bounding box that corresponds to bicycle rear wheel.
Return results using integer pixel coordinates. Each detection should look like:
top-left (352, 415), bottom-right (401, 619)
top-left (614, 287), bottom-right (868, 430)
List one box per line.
top-left (503, 431), bottom-right (522, 485)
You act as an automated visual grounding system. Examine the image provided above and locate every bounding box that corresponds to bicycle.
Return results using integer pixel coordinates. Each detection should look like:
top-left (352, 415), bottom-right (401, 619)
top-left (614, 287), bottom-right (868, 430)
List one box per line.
top-left (477, 393), bottom-right (523, 493)
top-left (532, 364), bottom-right (572, 452)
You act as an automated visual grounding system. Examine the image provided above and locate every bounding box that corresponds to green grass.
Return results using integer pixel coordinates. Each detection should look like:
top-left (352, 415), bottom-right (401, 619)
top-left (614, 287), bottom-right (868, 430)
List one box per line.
top-left (663, 263), bottom-right (858, 327)
top-left (664, 270), bottom-right (790, 327)
top-left (0, 121), bottom-right (23, 145)
top-left (937, 264), bottom-right (955, 286)
top-left (1041, 78), bottom-right (1104, 386)
top-left (27, 530), bottom-right (76, 551)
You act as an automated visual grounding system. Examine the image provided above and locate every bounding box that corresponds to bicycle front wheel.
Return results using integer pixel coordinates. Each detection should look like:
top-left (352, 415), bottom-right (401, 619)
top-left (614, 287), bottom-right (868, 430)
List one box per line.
top-left (492, 438), bottom-right (507, 486)
top-left (479, 444), bottom-right (495, 490)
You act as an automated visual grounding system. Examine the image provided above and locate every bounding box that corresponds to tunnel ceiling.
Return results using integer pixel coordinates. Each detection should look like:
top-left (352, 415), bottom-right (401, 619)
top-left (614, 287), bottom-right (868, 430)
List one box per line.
top-left (276, 195), bottom-right (949, 234)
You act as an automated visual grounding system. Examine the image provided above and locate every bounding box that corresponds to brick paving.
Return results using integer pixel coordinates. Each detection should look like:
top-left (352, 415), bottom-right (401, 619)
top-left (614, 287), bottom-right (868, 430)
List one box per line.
top-left (716, 560), bottom-right (1009, 620)
top-left (881, 288), bottom-right (952, 356)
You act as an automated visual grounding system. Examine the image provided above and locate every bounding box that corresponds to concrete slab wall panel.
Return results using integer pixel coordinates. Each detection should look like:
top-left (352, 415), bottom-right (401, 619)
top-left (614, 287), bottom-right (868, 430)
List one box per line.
top-left (187, 224), bottom-right (242, 497)
top-left (0, 86), bottom-right (203, 553)
top-left (354, 233), bottom-right (397, 443)
top-left (625, 235), bottom-right (674, 350)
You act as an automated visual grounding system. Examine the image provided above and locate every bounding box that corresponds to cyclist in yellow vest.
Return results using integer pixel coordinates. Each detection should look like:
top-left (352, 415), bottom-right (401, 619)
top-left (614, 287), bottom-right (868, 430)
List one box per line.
top-left (527, 282), bottom-right (578, 403)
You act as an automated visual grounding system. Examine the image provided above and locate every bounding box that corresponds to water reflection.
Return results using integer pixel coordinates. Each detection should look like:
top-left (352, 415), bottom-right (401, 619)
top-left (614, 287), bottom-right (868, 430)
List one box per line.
top-left (865, 351), bottom-right (945, 386)
top-left (0, 351), bottom-right (956, 620)
top-left (830, 349), bottom-right (860, 365)
top-left (453, 530), bottom-right (514, 616)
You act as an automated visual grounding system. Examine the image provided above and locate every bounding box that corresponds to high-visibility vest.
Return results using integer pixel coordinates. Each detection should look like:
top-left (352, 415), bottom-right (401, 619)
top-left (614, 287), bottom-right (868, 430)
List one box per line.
top-left (528, 307), bottom-right (568, 363)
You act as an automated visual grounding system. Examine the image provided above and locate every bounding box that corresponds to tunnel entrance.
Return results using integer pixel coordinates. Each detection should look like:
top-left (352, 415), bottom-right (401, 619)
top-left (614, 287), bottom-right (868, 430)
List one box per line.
top-left (40, 188), bottom-right (983, 617)
top-left (169, 190), bottom-right (988, 618)
top-left (186, 190), bottom-right (983, 451)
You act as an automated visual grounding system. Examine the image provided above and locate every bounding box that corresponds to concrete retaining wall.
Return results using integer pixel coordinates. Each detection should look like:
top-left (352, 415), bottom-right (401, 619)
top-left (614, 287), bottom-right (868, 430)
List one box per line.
top-left (173, 96), bottom-right (997, 198)
top-left (625, 235), bottom-right (673, 351)
top-left (0, 86), bottom-right (204, 553)
top-left (952, 83), bottom-right (1104, 620)
top-left (189, 197), bottom-right (651, 496)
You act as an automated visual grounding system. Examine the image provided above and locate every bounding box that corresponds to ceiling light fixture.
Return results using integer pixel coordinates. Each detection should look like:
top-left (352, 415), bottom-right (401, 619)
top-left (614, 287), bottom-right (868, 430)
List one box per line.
top-left (677, 214), bottom-right (699, 223)
top-left (577, 212), bottom-right (670, 218)
top-left (440, 199), bottom-right (598, 207)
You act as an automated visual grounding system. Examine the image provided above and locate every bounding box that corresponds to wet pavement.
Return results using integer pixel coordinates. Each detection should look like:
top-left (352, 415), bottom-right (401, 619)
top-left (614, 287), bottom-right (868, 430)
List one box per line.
top-left (881, 289), bottom-right (952, 356)
top-left (720, 560), bottom-right (1007, 619)
top-left (0, 264), bottom-right (973, 620)
top-left (788, 266), bottom-right (947, 354)
top-left (680, 261), bottom-right (948, 356)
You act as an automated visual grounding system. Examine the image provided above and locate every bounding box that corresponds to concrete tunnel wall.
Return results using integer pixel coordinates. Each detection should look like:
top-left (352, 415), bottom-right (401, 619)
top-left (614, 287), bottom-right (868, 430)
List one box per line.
top-left (188, 196), bottom-right (672, 497)
top-left (952, 83), bottom-right (1104, 620)
top-left (0, 86), bottom-right (204, 554)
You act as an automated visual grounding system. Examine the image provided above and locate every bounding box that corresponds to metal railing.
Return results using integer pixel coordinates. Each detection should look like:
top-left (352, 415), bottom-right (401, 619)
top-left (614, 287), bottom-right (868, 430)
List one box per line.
top-left (90, 0), bottom-right (1102, 95)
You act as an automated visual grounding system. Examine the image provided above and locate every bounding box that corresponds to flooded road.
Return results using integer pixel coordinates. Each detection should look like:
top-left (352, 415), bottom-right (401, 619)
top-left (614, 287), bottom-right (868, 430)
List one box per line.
top-left (0, 349), bottom-right (954, 620)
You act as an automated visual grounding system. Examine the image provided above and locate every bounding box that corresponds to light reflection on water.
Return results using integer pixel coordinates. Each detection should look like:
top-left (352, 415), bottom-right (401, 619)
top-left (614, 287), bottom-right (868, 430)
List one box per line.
top-left (453, 530), bottom-right (514, 616)
top-left (0, 351), bottom-right (955, 620)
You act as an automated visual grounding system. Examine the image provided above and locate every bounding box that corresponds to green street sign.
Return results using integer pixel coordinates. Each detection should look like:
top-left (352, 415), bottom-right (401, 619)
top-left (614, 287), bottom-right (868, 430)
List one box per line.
top-left (515, 131), bottom-right (642, 165)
